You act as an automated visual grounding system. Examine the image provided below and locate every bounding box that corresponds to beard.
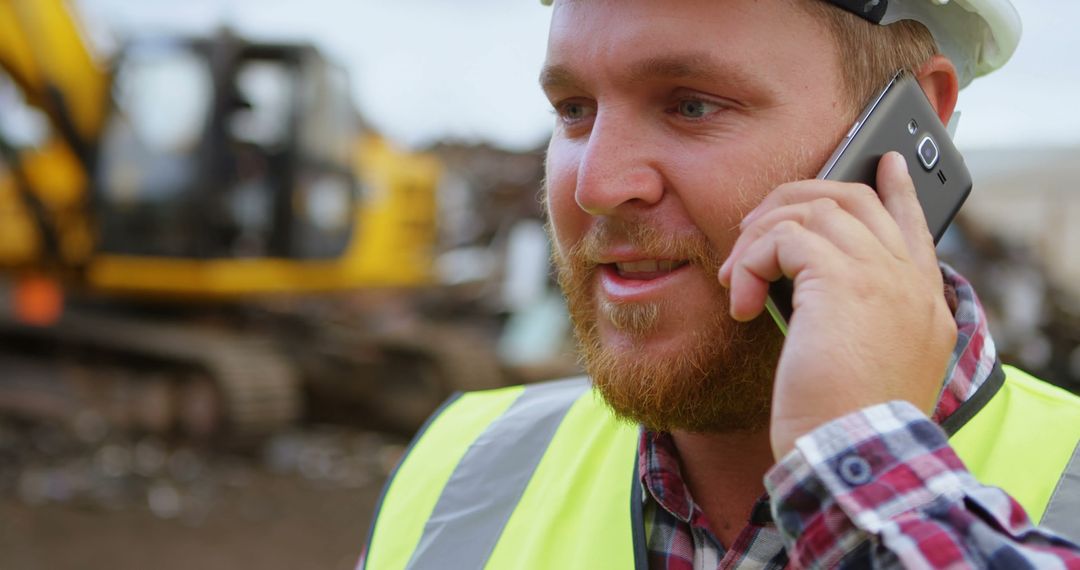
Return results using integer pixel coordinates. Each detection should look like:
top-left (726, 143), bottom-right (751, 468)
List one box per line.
top-left (553, 218), bottom-right (783, 433)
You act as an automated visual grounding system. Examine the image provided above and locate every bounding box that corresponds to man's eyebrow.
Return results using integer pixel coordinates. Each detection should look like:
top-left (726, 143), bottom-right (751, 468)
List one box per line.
top-left (539, 64), bottom-right (582, 92)
top-left (625, 53), bottom-right (759, 88)
top-left (540, 52), bottom-right (761, 93)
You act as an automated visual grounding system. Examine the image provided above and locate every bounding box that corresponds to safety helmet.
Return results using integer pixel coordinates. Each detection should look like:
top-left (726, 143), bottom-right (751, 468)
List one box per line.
top-left (538, 0), bottom-right (1022, 88)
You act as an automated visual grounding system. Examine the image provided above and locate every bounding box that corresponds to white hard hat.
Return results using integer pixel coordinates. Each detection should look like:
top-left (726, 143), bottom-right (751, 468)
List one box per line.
top-left (538, 0), bottom-right (1022, 88)
top-left (874, 0), bottom-right (1022, 88)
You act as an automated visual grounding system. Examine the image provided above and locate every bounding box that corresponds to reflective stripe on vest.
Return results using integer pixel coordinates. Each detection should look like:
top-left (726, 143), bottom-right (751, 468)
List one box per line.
top-left (364, 384), bottom-right (526, 570)
top-left (365, 378), bottom-right (640, 570)
top-left (367, 366), bottom-right (1080, 569)
top-left (1042, 441), bottom-right (1080, 541)
top-left (407, 378), bottom-right (589, 569)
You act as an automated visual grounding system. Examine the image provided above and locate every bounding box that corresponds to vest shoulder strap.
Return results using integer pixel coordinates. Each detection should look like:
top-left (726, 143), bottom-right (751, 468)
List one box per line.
top-left (366, 377), bottom-right (640, 570)
top-left (364, 382), bottom-right (528, 570)
top-left (484, 382), bottom-right (639, 569)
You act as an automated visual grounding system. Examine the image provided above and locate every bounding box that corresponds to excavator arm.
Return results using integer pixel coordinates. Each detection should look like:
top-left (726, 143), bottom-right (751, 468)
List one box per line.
top-left (0, 0), bottom-right (109, 153)
top-left (0, 0), bottom-right (105, 270)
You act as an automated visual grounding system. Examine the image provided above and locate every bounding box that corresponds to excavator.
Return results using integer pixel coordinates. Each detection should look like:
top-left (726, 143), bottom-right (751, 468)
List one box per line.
top-left (0, 0), bottom-right (503, 437)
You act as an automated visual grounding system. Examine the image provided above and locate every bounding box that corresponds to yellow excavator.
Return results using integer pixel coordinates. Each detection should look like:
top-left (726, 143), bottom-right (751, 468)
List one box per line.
top-left (0, 0), bottom-right (502, 437)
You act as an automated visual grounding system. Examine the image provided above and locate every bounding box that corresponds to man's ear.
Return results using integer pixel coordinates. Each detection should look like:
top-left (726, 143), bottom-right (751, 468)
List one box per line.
top-left (914, 54), bottom-right (960, 126)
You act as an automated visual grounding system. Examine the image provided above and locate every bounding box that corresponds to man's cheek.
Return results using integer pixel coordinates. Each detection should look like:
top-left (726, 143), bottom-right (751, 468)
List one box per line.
top-left (694, 218), bottom-right (737, 257)
top-left (541, 179), bottom-right (569, 245)
top-left (685, 191), bottom-right (765, 260)
top-left (546, 201), bottom-right (588, 261)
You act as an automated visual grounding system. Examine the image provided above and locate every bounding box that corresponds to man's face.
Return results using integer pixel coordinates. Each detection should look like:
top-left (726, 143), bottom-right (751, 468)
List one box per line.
top-left (542, 0), bottom-right (856, 432)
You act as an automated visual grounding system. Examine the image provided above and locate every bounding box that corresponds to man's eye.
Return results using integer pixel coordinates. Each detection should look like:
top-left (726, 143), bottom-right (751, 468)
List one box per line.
top-left (675, 99), bottom-right (720, 119)
top-left (556, 100), bottom-right (595, 123)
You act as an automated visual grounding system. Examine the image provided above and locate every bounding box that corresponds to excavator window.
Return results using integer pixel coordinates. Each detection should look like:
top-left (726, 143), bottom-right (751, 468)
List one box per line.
top-left (96, 42), bottom-right (216, 258)
top-left (96, 39), bottom-right (358, 261)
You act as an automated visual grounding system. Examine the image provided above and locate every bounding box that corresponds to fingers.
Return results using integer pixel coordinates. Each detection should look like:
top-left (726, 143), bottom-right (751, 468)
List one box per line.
top-left (724, 203), bottom-right (886, 321)
top-left (726, 221), bottom-right (844, 321)
top-left (726, 197), bottom-right (890, 279)
top-left (719, 152), bottom-right (944, 321)
top-left (742, 177), bottom-right (909, 261)
top-left (719, 188), bottom-right (894, 288)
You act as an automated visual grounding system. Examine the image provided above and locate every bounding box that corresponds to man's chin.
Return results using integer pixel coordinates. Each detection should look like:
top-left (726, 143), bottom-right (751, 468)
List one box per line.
top-left (595, 317), bottom-right (678, 354)
top-left (580, 312), bottom-right (784, 434)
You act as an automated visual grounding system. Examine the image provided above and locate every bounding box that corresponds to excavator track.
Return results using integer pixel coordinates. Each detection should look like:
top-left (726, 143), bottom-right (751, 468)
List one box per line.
top-left (0, 306), bottom-right (301, 438)
top-left (300, 319), bottom-right (506, 434)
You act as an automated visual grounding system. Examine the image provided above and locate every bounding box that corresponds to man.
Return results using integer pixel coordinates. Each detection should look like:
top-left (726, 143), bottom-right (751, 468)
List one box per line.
top-left (363, 0), bottom-right (1080, 568)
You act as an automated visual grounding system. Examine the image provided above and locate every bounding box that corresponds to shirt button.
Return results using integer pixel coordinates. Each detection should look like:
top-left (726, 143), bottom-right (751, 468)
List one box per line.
top-left (837, 455), bottom-right (873, 486)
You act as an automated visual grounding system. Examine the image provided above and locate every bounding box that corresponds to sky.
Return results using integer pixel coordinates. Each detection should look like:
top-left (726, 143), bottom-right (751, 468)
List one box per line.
top-left (75, 0), bottom-right (1080, 152)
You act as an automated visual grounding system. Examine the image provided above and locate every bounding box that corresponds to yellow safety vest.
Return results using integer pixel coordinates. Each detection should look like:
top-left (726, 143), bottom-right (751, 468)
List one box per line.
top-left (365, 364), bottom-right (1080, 569)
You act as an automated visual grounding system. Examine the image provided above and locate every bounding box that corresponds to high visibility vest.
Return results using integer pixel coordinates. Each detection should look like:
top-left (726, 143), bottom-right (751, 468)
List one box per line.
top-left (364, 364), bottom-right (1080, 570)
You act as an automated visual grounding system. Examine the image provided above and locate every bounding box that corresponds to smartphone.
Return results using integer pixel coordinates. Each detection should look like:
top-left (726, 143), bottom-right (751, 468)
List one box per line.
top-left (765, 70), bottom-right (973, 333)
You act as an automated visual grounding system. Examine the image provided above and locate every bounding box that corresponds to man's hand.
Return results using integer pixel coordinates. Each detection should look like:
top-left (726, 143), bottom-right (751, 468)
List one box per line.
top-left (718, 152), bottom-right (957, 461)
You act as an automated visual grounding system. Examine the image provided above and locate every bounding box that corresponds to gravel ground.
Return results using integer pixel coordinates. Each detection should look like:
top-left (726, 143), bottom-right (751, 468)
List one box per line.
top-left (0, 421), bottom-right (402, 570)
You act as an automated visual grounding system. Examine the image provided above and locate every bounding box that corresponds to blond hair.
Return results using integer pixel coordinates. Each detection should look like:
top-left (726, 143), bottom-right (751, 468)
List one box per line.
top-left (803, 1), bottom-right (940, 118)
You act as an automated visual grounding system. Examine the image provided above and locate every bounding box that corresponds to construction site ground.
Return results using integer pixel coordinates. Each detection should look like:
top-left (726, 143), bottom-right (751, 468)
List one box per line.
top-left (0, 423), bottom-right (398, 570)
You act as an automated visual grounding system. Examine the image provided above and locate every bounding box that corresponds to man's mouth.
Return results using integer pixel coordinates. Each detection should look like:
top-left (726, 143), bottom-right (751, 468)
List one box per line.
top-left (610, 259), bottom-right (690, 280)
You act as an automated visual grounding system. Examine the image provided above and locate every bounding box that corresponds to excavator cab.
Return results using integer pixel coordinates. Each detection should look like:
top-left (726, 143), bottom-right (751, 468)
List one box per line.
top-left (96, 34), bottom-right (359, 261)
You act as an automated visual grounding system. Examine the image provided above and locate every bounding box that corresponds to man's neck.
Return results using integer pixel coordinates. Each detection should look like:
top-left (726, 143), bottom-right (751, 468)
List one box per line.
top-left (670, 428), bottom-right (776, 549)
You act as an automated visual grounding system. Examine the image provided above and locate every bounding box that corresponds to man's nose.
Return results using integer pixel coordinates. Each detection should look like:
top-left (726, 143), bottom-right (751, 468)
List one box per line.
top-left (574, 113), bottom-right (664, 216)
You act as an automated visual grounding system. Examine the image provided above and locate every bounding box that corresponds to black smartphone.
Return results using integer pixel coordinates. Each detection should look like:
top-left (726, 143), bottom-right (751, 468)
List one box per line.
top-left (765, 69), bottom-right (973, 333)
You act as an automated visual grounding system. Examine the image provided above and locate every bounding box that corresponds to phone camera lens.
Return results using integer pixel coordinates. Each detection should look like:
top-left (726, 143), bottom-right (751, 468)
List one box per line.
top-left (907, 119), bottom-right (919, 135)
top-left (917, 135), bottom-right (939, 170)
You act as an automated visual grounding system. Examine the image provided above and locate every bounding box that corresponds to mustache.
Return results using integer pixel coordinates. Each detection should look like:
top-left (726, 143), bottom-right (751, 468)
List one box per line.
top-left (560, 218), bottom-right (723, 272)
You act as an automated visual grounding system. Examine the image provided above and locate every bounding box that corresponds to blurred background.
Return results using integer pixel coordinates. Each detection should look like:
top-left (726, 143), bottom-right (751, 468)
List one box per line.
top-left (0, 1), bottom-right (1077, 568)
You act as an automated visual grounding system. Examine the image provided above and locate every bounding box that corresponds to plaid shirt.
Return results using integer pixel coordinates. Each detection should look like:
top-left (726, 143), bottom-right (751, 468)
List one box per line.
top-left (641, 264), bottom-right (1080, 569)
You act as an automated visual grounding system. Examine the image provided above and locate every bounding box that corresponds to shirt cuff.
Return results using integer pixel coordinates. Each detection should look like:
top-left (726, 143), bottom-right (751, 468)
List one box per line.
top-left (765, 401), bottom-right (975, 538)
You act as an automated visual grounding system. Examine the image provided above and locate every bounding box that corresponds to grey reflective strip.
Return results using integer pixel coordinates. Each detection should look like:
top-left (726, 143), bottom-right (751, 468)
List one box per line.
top-left (630, 456), bottom-right (648, 570)
top-left (1041, 440), bottom-right (1080, 544)
top-left (406, 377), bottom-right (590, 570)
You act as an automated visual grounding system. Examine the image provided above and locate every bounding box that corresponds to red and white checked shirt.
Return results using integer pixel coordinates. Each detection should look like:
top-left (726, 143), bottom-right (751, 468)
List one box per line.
top-left (640, 264), bottom-right (1080, 569)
